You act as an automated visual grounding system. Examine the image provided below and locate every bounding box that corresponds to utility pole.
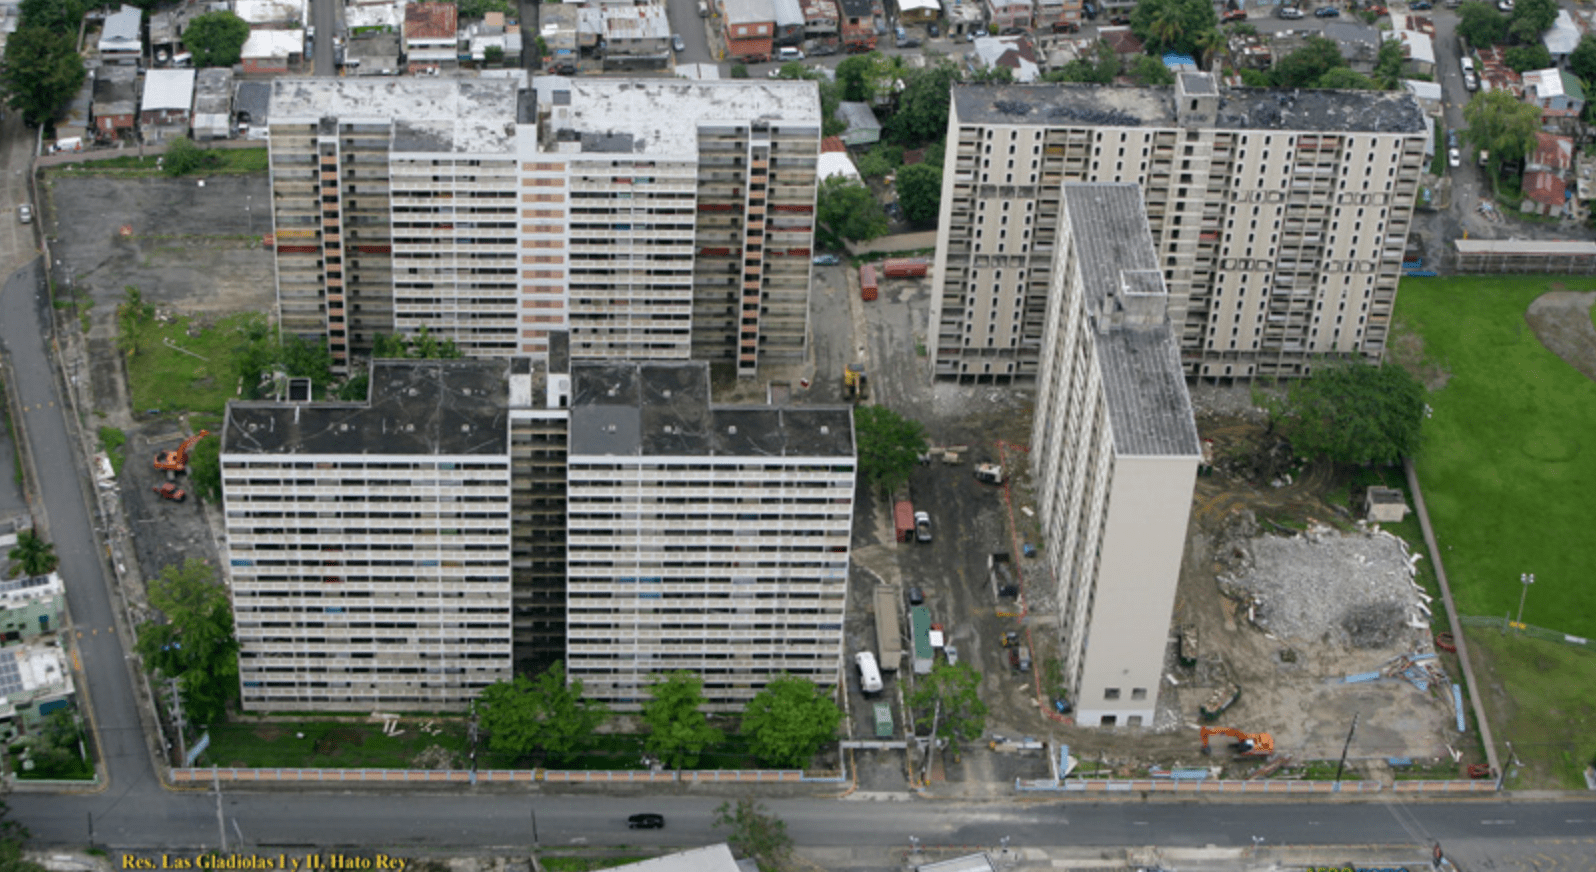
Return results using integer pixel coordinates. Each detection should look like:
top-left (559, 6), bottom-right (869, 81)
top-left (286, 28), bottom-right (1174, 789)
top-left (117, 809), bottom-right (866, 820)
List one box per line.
top-left (213, 766), bottom-right (228, 852)
top-left (1333, 712), bottom-right (1359, 786)
top-left (1515, 572), bottom-right (1535, 628)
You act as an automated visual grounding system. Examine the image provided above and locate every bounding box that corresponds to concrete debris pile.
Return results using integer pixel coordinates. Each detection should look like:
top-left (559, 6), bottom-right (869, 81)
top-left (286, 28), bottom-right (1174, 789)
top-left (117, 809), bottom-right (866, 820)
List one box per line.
top-left (1217, 522), bottom-right (1431, 648)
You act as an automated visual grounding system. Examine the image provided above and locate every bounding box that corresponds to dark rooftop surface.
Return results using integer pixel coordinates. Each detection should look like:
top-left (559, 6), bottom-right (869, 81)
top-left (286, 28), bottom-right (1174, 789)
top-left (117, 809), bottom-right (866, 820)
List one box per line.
top-left (954, 78), bottom-right (1426, 134)
top-left (223, 360), bottom-right (510, 457)
top-left (1063, 184), bottom-right (1201, 458)
top-left (569, 362), bottom-right (854, 459)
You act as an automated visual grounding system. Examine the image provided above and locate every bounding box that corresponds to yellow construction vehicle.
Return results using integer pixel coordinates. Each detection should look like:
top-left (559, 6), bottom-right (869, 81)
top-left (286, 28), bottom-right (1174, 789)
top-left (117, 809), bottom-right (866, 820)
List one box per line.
top-left (153, 430), bottom-right (211, 474)
top-left (843, 364), bottom-right (869, 402)
top-left (1199, 725), bottom-right (1274, 757)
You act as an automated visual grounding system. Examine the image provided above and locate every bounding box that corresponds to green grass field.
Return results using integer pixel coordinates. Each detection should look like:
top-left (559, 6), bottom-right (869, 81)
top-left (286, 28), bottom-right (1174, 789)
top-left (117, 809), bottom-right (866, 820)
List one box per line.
top-left (121, 311), bottom-right (263, 416)
top-left (1466, 628), bottom-right (1596, 789)
top-left (1394, 276), bottom-right (1596, 639)
top-left (198, 719), bottom-right (471, 769)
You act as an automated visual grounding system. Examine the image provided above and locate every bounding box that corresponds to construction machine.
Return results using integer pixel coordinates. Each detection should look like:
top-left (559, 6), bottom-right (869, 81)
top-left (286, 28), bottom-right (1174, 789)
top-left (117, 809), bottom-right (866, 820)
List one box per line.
top-left (1199, 725), bottom-right (1274, 757)
top-left (842, 364), bottom-right (869, 402)
top-left (153, 482), bottom-right (186, 502)
top-left (153, 430), bottom-right (211, 474)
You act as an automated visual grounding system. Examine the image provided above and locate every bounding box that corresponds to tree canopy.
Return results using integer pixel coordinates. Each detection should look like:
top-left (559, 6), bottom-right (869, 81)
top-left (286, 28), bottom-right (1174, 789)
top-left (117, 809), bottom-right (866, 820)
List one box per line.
top-left (852, 404), bottom-right (928, 496)
top-left (905, 661), bottom-right (987, 753)
top-left (187, 436), bottom-right (222, 503)
top-left (372, 327), bottom-right (464, 359)
top-left (1268, 360), bottom-right (1425, 466)
top-left (134, 558), bottom-right (239, 728)
top-left (1372, 39), bottom-right (1407, 90)
top-left (0, 801), bottom-right (48, 872)
top-left (1043, 40), bottom-right (1119, 84)
top-left (739, 675), bottom-right (843, 768)
top-left (163, 136), bottom-right (219, 176)
top-left (1509, 0), bottom-right (1559, 43)
top-left (885, 62), bottom-right (960, 146)
top-left (713, 800), bottom-right (793, 872)
top-left (816, 176), bottom-right (889, 244)
top-left (6, 529), bottom-right (58, 577)
top-left (183, 11), bottom-right (251, 67)
top-left (18, 0), bottom-right (87, 32)
top-left (895, 162), bottom-right (942, 226)
top-left (1270, 36), bottom-right (1347, 89)
top-left (1456, 2), bottom-right (1509, 48)
top-left (476, 661), bottom-right (609, 763)
top-left (1463, 87), bottom-right (1543, 166)
top-left (0, 26), bottom-right (86, 126)
top-left (1504, 43), bottom-right (1553, 73)
top-left (1128, 0), bottom-right (1219, 57)
top-left (1127, 54), bottom-right (1176, 86)
top-left (641, 671), bottom-right (723, 769)
top-left (1314, 67), bottom-right (1379, 90)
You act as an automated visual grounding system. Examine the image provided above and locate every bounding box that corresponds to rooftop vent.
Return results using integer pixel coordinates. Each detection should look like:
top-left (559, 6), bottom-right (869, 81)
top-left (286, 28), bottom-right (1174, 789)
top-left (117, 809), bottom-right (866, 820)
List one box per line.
top-left (727, 425), bottom-right (738, 435)
top-left (820, 425), bottom-right (830, 435)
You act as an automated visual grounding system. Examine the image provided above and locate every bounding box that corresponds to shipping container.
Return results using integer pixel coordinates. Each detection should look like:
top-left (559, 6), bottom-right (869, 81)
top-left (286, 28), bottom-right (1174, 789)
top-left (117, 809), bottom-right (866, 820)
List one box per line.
top-left (882, 257), bottom-right (929, 277)
top-left (894, 500), bottom-right (914, 542)
top-left (873, 586), bottom-right (903, 670)
top-left (910, 606), bottom-right (934, 674)
top-left (860, 264), bottom-right (878, 301)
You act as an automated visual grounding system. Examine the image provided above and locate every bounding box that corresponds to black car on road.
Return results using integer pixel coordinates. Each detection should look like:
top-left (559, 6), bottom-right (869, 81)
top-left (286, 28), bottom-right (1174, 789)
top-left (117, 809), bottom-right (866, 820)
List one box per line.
top-left (627, 814), bottom-right (665, 829)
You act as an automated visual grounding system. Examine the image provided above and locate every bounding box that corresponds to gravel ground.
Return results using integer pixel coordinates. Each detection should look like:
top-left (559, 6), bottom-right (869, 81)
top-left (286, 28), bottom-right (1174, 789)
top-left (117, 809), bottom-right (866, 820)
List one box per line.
top-left (1218, 523), bottom-right (1429, 649)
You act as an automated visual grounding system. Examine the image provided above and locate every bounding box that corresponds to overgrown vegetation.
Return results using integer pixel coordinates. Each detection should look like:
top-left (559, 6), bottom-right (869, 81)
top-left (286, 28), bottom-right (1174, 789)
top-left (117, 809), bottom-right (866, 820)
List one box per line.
top-left (97, 426), bottom-right (126, 476)
top-left (11, 709), bottom-right (93, 780)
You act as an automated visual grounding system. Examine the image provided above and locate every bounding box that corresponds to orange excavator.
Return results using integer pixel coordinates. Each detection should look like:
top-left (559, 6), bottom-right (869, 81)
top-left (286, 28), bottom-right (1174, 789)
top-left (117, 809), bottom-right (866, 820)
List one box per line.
top-left (1200, 725), bottom-right (1274, 757)
top-left (153, 430), bottom-right (211, 474)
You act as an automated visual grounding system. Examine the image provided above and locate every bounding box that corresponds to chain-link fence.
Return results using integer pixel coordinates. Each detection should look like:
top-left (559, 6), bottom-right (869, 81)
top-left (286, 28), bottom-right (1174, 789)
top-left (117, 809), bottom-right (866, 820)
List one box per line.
top-left (1458, 615), bottom-right (1594, 650)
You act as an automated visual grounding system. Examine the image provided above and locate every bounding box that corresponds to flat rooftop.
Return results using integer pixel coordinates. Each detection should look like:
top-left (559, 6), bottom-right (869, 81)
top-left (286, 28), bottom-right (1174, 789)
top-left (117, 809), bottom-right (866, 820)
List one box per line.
top-left (569, 362), bottom-right (854, 459)
top-left (553, 80), bottom-right (822, 156)
top-left (269, 78), bottom-right (522, 153)
top-left (1063, 183), bottom-right (1201, 458)
top-left (953, 77), bottom-right (1426, 134)
top-left (223, 360), bottom-right (510, 457)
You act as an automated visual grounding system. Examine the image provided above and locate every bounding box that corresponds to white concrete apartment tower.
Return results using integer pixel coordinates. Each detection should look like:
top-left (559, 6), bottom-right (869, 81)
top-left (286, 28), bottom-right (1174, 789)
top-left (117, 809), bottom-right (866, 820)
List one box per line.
top-left (1031, 184), bottom-right (1201, 727)
top-left (931, 73), bottom-right (1428, 382)
top-left (221, 360), bottom-right (514, 711)
top-left (563, 361), bottom-right (856, 710)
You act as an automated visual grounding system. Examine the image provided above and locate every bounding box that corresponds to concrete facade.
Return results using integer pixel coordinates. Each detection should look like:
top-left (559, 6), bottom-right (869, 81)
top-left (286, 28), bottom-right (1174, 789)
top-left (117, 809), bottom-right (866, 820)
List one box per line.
top-left (1031, 184), bottom-right (1199, 727)
top-left (930, 74), bottom-right (1428, 383)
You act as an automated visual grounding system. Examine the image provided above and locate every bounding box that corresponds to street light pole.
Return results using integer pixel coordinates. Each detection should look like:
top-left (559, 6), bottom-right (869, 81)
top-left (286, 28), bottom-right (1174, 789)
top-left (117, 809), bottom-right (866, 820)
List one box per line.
top-left (1516, 572), bottom-right (1535, 627)
top-left (530, 803), bottom-right (539, 849)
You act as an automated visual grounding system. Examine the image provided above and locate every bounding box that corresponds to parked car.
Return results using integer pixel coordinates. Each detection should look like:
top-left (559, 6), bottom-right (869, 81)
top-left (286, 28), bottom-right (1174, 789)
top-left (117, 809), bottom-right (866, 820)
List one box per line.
top-left (1082, 2), bottom-right (1098, 18)
top-left (627, 814), bottom-right (665, 830)
top-left (944, 644), bottom-right (960, 667)
top-left (812, 253), bottom-right (841, 265)
top-left (896, 36), bottom-right (921, 48)
top-left (1277, 5), bottom-right (1304, 18)
top-left (1448, 148), bottom-right (1460, 168)
top-left (1314, 6), bottom-right (1340, 16)
top-left (1409, 0), bottom-right (1431, 8)
top-left (16, 204), bottom-right (31, 224)
top-left (1447, 130), bottom-right (1459, 149)
top-left (808, 42), bottom-right (837, 55)
top-left (907, 585), bottom-right (925, 606)
top-left (778, 46), bottom-right (804, 61)
top-left (1223, 9), bottom-right (1248, 21)
top-left (966, 30), bottom-right (978, 41)
top-left (913, 510), bottom-right (932, 543)
top-left (927, 22), bottom-right (940, 37)
top-left (1108, 14), bottom-right (1131, 24)
top-left (885, 201), bottom-right (904, 221)
top-left (1496, 0), bottom-right (1513, 10)
top-left (1463, 72), bottom-right (1479, 91)
top-left (672, 33), bottom-right (685, 52)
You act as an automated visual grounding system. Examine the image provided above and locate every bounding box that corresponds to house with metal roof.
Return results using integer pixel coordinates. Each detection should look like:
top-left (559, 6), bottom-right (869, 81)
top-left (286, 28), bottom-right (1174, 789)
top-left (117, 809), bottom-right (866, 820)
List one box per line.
top-left (141, 68), bottom-right (197, 144)
top-left (99, 4), bottom-right (143, 64)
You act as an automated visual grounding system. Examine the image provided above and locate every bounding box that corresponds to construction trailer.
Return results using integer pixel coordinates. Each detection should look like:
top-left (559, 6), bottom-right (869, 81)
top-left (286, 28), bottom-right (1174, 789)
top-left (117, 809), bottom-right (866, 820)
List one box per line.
top-left (882, 257), bottom-right (929, 277)
top-left (910, 605), bottom-right (933, 674)
top-left (860, 263), bottom-right (878, 300)
top-left (894, 499), bottom-right (915, 542)
top-left (873, 585), bottom-right (903, 671)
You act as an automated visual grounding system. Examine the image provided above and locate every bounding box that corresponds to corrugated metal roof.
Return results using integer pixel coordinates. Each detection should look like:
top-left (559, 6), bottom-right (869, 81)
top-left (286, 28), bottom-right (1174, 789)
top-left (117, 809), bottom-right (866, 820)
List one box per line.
top-left (141, 69), bottom-right (196, 113)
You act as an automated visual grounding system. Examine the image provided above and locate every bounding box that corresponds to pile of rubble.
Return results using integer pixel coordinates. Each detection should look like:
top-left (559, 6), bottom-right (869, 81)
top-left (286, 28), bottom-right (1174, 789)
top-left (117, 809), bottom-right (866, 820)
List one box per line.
top-left (1218, 521), bottom-right (1431, 648)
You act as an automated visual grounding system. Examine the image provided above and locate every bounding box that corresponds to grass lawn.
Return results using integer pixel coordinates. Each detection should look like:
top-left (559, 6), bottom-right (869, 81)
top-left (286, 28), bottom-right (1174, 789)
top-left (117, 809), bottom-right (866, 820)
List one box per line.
top-left (538, 858), bottom-right (651, 872)
top-left (68, 148), bottom-right (268, 176)
top-left (1394, 276), bottom-right (1596, 639)
top-left (198, 719), bottom-right (471, 769)
top-left (1466, 628), bottom-right (1596, 789)
top-left (121, 310), bottom-right (263, 417)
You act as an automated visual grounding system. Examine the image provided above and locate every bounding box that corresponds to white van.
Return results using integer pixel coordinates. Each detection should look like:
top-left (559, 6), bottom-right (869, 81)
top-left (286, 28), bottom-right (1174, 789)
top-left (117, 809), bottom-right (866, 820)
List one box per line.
top-left (777, 46), bottom-right (804, 61)
top-left (856, 651), bottom-right (883, 695)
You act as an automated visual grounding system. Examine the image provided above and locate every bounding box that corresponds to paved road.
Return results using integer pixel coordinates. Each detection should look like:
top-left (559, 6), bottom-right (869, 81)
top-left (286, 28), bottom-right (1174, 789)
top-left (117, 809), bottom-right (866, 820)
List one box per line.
top-left (312, 0), bottom-right (337, 75)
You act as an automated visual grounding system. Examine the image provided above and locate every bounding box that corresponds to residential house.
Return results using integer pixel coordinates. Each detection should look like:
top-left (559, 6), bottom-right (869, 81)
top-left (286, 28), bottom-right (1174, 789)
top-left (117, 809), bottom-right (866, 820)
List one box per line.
top-left (55, 77), bottom-right (94, 145)
top-left (464, 11), bottom-right (521, 64)
top-left (1226, 30), bottom-right (1272, 71)
top-left (724, 0), bottom-right (776, 62)
top-left (986, 0), bottom-right (1031, 30)
top-left (141, 69), bottom-right (197, 143)
top-left (1522, 67), bottom-right (1585, 126)
top-left (837, 100), bottom-right (881, 146)
top-left (240, 30), bottom-right (305, 73)
top-left (91, 65), bottom-right (138, 140)
top-left (1404, 79), bottom-right (1443, 115)
top-left (801, 0), bottom-right (839, 41)
top-left (1035, 0), bottom-right (1068, 33)
top-left (946, 0), bottom-right (983, 37)
top-left (541, 3), bottom-right (579, 70)
top-left (191, 68), bottom-right (234, 141)
top-left (1098, 26), bottom-right (1144, 63)
top-left (235, 0), bottom-right (309, 28)
top-left (897, 0), bottom-right (940, 25)
top-left (403, 2), bottom-right (460, 70)
top-left (0, 573), bottom-right (64, 642)
top-left (1324, 21), bottom-right (1382, 74)
top-left (839, 0), bottom-right (875, 51)
top-left (346, 30), bottom-right (403, 74)
top-left (346, 0), bottom-right (403, 34)
top-left (1543, 9), bottom-right (1580, 66)
top-left (773, 0), bottom-right (805, 45)
top-left (98, 4), bottom-right (142, 64)
top-left (1522, 169), bottom-right (1569, 216)
top-left (972, 35), bottom-right (1040, 83)
top-left (1476, 46), bottom-right (1523, 96)
top-left (0, 641), bottom-right (74, 733)
top-left (1387, 28), bottom-right (1435, 78)
top-left (234, 80), bottom-right (270, 139)
top-left (603, 1), bottom-right (672, 70)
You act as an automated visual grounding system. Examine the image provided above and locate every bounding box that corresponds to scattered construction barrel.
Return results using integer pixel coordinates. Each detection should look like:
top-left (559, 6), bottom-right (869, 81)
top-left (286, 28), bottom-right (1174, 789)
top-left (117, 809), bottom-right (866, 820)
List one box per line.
top-left (860, 264), bottom-right (878, 301)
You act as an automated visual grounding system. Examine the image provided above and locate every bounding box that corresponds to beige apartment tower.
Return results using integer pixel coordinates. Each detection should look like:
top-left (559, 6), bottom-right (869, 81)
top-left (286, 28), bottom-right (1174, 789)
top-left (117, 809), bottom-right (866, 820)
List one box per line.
top-left (266, 78), bottom-right (820, 378)
top-left (932, 73), bottom-right (1428, 382)
top-left (1032, 184), bottom-right (1201, 727)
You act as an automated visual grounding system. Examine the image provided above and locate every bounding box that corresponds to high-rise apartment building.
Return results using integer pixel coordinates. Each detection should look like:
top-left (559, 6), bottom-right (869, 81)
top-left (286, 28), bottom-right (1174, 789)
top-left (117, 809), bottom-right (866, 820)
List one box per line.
top-left (220, 354), bottom-right (855, 712)
top-left (931, 74), bottom-right (1428, 382)
top-left (222, 360), bottom-right (516, 711)
top-left (563, 361), bottom-right (855, 711)
top-left (1031, 183), bottom-right (1200, 727)
top-left (266, 79), bottom-right (820, 377)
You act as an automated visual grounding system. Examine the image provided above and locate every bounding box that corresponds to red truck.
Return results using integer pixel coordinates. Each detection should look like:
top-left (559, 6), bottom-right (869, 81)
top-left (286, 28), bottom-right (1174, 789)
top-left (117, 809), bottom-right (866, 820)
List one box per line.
top-left (894, 500), bottom-right (915, 542)
top-left (883, 257), bottom-right (929, 278)
top-left (860, 264), bottom-right (879, 301)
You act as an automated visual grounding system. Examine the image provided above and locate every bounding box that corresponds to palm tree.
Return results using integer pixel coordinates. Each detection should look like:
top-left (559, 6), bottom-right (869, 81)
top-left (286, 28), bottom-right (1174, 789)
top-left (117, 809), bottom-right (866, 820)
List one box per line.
top-left (1193, 28), bottom-right (1226, 71)
top-left (7, 529), bottom-right (59, 577)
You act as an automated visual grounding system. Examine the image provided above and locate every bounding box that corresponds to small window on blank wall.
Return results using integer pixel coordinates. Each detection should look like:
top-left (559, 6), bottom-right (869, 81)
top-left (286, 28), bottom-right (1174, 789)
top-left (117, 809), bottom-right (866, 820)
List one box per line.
top-left (1104, 688), bottom-right (1120, 700)
top-left (1132, 688), bottom-right (1147, 700)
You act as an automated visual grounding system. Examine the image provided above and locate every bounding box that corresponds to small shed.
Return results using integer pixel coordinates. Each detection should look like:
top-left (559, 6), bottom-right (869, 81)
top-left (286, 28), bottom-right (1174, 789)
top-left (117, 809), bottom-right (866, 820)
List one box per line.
top-left (910, 606), bottom-right (933, 674)
top-left (1364, 486), bottom-right (1409, 523)
top-left (837, 101), bottom-right (881, 147)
